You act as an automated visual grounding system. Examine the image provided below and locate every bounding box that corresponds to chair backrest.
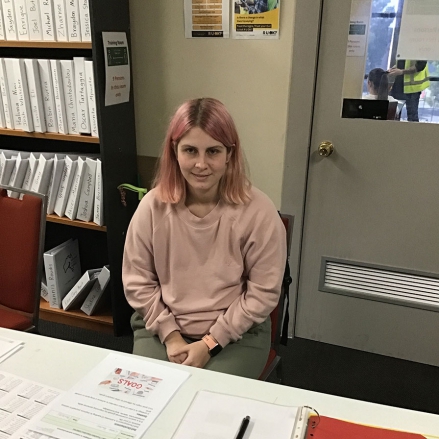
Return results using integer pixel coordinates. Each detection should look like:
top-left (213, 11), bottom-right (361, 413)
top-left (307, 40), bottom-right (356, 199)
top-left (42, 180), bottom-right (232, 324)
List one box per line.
top-left (387, 101), bottom-right (398, 120)
top-left (270, 214), bottom-right (294, 348)
top-left (0, 186), bottom-right (46, 330)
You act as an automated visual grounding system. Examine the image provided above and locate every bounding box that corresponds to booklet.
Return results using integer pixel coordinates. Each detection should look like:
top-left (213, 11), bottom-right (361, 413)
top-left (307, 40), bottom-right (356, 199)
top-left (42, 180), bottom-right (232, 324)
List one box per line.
top-left (23, 353), bottom-right (191, 439)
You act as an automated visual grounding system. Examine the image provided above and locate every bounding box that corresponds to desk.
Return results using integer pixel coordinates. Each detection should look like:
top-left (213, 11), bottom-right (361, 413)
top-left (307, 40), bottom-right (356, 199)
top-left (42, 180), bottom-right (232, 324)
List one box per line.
top-left (0, 328), bottom-right (438, 438)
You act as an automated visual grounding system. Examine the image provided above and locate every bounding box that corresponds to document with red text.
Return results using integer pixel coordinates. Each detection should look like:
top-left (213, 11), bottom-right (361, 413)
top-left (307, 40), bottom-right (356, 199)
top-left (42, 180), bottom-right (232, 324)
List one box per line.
top-left (21, 354), bottom-right (190, 439)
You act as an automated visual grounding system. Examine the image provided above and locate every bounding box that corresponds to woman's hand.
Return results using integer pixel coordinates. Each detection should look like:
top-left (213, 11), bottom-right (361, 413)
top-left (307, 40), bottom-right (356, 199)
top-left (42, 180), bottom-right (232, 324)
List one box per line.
top-left (173, 341), bottom-right (211, 369)
top-left (164, 331), bottom-right (188, 364)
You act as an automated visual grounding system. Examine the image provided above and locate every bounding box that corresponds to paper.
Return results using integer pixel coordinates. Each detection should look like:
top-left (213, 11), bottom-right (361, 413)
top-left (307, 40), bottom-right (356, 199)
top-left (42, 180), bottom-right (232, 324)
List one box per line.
top-left (24, 353), bottom-right (190, 439)
top-left (0, 336), bottom-right (24, 364)
top-left (0, 371), bottom-right (62, 438)
top-left (397, 0), bottom-right (439, 61)
top-left (232, 0), bottom-right (280, 40)
top-left (173, 390), bottom-right (299, 439)
top-left (103, 32), bottom-right (131, 106)
top-left (184, 0), bottom-right (229, 38)
top-left (347, 16), bottom-right (369, 57)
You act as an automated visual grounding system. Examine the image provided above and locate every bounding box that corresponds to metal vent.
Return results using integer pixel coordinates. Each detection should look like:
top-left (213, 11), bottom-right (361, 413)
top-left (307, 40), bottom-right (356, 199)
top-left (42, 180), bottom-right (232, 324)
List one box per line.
top-left (319, 258), bottom-right (439, 312)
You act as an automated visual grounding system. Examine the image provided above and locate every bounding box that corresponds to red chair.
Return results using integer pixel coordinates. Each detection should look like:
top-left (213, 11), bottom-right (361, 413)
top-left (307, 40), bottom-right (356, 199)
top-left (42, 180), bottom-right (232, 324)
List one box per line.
top-left (259, 214), bottom-right (293, 382)
top-left (0, 186), bottom-right (47, 332)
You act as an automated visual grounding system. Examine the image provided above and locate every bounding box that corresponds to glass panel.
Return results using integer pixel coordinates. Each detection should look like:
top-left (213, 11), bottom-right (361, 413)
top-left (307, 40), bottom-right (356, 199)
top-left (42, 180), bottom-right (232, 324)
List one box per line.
top-left (342, 0), bottom-right (439, 123)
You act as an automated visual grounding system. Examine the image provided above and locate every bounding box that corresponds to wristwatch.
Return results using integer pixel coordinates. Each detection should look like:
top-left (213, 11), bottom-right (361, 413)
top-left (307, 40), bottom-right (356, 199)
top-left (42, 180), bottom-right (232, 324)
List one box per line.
top-left (202, 334), bottom-right (222, 357)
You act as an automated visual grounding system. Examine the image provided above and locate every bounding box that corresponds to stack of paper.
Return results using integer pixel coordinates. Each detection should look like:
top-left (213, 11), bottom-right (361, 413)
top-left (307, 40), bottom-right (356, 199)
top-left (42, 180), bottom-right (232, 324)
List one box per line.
top-left (0, 335), bottom-right (24, 364)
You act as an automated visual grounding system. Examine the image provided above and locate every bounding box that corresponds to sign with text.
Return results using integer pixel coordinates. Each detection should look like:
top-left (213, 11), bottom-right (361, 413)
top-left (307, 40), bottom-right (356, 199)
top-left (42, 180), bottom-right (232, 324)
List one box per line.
top-left (103, 32), bottom-right (131, 106)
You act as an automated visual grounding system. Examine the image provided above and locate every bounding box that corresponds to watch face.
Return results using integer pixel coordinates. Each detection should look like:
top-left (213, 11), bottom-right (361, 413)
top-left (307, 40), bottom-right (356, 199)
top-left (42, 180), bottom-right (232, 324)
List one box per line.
top-left (210, 344), bottom-right (222, 357)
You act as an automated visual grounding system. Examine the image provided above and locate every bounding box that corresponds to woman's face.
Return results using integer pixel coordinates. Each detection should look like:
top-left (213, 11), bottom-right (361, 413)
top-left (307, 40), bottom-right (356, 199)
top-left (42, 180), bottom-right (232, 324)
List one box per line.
top-left (176, 127), bottom-right (231, 201)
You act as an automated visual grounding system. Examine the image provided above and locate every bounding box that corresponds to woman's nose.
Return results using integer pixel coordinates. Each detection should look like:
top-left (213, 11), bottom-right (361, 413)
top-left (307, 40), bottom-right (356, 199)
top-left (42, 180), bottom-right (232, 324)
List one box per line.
top-left (195, 154), bottom-right (208, 168)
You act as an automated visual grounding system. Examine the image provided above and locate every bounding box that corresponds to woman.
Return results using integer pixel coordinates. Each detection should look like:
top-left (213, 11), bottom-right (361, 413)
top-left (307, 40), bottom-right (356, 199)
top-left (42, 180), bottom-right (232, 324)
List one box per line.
top-left (364, 68), bottom-right (397, 101)
top-left (122, 98), bottom-right (286, 379)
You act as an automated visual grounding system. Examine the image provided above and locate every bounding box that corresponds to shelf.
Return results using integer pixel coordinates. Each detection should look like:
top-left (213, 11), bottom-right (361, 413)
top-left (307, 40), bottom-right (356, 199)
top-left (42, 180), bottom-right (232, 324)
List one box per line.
top-left (0, 41), bottom-right (92, 49)
top-left (46, 214), bottom-right (107, 232)
top-left (0, 128), bottom-right (99, 143)
top-left (40, 299), bottom-right (113, 334)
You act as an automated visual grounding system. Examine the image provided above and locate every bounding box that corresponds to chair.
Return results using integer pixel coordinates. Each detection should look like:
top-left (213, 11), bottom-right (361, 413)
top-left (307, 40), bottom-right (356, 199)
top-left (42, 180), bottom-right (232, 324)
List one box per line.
top-left (259, 214), bottom-right (294, 382)
top-left (0, 185), bottom-right (47, 332)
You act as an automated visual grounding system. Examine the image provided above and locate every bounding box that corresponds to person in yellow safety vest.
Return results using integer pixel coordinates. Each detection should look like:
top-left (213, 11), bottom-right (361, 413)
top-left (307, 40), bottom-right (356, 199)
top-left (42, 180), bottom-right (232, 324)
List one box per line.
top-left (389, 60), bottom-right (430, 122)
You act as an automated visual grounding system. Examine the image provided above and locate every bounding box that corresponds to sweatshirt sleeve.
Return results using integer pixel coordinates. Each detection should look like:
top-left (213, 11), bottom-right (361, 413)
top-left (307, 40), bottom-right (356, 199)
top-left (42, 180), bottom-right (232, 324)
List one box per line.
top-left (209, 200), bottom-right (287, 348)
top-left (122, 195), bottom-right (180, 343)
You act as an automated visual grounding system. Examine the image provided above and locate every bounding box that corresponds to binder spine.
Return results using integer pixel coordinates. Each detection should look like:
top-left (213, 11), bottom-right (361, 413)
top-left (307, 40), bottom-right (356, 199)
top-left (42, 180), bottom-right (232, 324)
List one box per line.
top-left (293, 407), bottom-right (310, 439)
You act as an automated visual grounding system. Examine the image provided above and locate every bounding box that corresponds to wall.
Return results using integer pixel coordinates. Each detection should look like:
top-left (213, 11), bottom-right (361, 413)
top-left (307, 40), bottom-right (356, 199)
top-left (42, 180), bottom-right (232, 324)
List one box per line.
top-left (129, 0), bottom-right (296, 207)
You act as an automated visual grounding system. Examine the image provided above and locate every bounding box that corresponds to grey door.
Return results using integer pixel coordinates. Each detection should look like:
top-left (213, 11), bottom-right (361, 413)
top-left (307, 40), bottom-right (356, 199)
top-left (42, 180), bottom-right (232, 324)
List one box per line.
top-left (295, 0), bottom-right (439, 366)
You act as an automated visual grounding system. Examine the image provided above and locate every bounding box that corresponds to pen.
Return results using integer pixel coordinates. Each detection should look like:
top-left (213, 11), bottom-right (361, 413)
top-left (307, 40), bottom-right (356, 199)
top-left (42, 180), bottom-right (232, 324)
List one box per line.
top-left (235, 415), bottom-right (251, 439)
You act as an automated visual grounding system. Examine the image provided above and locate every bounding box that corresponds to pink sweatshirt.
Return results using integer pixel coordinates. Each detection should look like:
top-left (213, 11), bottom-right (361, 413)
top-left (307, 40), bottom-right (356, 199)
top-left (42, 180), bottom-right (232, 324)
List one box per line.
top-left (122, 186), bottom-right (286, 348)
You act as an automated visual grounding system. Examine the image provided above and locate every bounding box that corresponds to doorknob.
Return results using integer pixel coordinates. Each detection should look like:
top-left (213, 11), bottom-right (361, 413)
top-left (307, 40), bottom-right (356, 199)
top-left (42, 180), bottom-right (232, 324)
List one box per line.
top-left (318, 141), bottom-right (334, 157)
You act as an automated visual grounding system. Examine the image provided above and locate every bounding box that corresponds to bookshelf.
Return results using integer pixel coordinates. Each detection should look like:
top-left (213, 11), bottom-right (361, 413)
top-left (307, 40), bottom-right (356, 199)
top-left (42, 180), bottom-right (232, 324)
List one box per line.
top-left (0, 0), bottom-right (138, 336)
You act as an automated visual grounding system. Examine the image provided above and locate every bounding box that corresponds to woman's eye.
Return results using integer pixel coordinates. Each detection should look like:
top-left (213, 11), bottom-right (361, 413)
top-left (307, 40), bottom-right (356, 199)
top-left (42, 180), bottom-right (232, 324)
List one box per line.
top-left (185, 148), bottom-right (196, 154)
top-left (208, 149), bottom-right (220, 155)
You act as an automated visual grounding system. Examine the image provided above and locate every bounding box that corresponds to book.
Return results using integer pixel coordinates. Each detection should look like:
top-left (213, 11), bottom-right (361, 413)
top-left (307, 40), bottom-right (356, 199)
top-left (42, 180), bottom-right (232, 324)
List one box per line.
top-left (14, 0), bottom-right (29, 40)
top-left (44, 238), bottom-right (81, 308)
top-left (93, 158), bottom-right (103, 226)
top-left (26, 0), bottom-right (43, 40)
top-left (0, 58), bottom-right (13, 128)
top-left (54, 154), bottom-right (76, 217)
top-left (46, 154), bottom-right (65, 213)
top-left (52, 0), bottom-right (67, 41)
top-left (30, 153), bottom-right (54, 194)
top-left (76, 156), bottom-right (95, 221)
top-left (50, 59), bottom-right (68, 133)
top-left (65, 156), bottom-right (85, 219)
top-left (73, 57), bottom-right (89, 133)
top-left (305, 415), bottom-right (428, 439)
top-left (38, 58), bottom-right (58, 132)
top-left (7, 153), bottom-right (29, 198)
top-left (1, 0), bottom-right (17, 40)
top-left (20, 151), bottom-right (39, 194)
top-left (81, 265), bottom-right (110, 316)
top-left (60, 59), bottom-right (78, 134)
top-left (78, 0), bottom-right (90, 42)
top-left (3, 58), bottom-right (23, 130)
top-left (40, 0), bottom-right (56, 41)
top-left (0, 91), bottom-right (5, 127)
top-left (84, 60), bottom-right (98, 137)
top-left (62, 268), bottom-right (101, 310)
top-left (0, 2), bottom-right (5, 40)
top-left (12, 58), bottom-right (34, 132)
top-left (41, 271), bottom-right (49, 301)
top-left (24, 58), bottom-right (46, 133)
top-left (65, 0), bottom-right (80, 42)
top-left (0, 151), bottom-right (16, 184)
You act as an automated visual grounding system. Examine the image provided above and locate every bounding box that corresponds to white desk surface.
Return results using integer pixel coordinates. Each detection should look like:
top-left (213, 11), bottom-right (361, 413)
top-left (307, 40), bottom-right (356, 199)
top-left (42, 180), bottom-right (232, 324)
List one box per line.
top-left (1, 328), bottom-right (438, 438)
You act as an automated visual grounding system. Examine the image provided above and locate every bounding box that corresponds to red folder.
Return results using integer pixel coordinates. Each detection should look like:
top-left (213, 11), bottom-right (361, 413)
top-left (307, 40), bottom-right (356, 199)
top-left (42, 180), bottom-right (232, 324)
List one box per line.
top-left (306, 415), bottom-right (427, 439)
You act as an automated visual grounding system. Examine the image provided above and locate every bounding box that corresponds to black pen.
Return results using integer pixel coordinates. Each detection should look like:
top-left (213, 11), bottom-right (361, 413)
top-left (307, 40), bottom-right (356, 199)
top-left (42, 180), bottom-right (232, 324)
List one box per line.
top-left (235, 415), bottom-right (251, 439)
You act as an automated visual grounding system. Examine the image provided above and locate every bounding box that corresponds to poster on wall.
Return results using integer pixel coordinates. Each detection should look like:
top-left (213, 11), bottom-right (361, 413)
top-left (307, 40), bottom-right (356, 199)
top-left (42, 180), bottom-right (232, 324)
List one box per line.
top-left (346, 16), bottom-right (369, 57)
top-left (232, 0), bottom-right (280, 40)
top-left (102, 32), bottom-right (131, 106)
top-left (184, 0), bottom-right (230, 38)
top-left (397, 0), bottom-right (439, 61)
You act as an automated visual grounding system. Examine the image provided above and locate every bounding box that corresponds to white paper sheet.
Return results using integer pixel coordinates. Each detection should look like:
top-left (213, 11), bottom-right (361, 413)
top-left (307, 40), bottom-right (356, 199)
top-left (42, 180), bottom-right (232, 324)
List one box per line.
top-left (0, 371), bottom-right (62, 438)
top-left (172, 390), bottom-right (299, 439)
top-left (0, 337), bottom-right (24, 364)
top-left (23, 353), bottom-right (190, 439)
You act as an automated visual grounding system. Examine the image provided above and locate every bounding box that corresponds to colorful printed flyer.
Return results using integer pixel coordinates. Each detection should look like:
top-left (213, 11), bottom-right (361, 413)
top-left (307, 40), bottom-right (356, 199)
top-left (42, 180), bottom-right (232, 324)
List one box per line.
top-left (232, 0), bottom-right (280, 40)
top-left (184, 0), bottom-right (230, 38)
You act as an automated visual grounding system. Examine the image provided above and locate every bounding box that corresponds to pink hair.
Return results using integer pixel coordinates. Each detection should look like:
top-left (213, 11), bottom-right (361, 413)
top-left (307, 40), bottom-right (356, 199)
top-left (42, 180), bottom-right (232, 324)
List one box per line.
top-left (153, 98), bottom-right (251, 204)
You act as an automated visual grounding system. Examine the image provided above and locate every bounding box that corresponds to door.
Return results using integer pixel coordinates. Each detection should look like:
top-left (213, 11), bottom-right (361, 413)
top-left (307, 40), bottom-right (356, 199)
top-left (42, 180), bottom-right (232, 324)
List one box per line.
top-left (296, 0), bottom-right (439, 366)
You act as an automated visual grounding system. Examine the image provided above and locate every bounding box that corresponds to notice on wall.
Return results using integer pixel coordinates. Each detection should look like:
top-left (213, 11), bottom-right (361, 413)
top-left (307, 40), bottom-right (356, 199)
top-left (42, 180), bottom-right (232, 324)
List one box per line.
top-left (347, 16), bottom-right (369, 57)
top-left (102, 32), bottom-right (131, 106)
top-left (232, 0), bottom-right (280, 39)
top-left (184, 0), bottom-right (230, 38)
top-left (397, 0), bottom-right (439, 61)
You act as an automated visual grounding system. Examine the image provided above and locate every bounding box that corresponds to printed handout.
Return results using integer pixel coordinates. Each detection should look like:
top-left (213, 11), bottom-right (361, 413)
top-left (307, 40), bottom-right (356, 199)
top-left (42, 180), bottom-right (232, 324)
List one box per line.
top-left (21, 353), bottom-right (191, 439)
top-left (0, 371), bottom-right (62, 438)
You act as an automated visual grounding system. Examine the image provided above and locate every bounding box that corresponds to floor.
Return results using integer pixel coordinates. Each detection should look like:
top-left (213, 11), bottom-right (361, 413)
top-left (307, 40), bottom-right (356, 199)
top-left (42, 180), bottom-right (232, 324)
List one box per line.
top-left (38, 321), bottom-right (439, 416)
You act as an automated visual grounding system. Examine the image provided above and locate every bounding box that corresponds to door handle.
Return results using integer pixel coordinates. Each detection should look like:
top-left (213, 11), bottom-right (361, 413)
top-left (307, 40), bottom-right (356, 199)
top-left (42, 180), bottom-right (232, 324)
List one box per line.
top-left (318, 141), bottom-right (334, 157)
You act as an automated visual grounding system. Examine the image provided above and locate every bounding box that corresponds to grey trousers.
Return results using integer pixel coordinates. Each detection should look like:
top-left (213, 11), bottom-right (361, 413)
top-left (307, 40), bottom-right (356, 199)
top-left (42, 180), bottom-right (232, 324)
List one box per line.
top-left (131, 312), bottom-right (271, 379)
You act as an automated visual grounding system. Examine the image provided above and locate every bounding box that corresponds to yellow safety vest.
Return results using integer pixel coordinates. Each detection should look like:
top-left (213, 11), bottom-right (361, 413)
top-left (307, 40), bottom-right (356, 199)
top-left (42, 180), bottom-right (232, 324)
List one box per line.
top-left (404, 60), bottom-right (430, 94)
